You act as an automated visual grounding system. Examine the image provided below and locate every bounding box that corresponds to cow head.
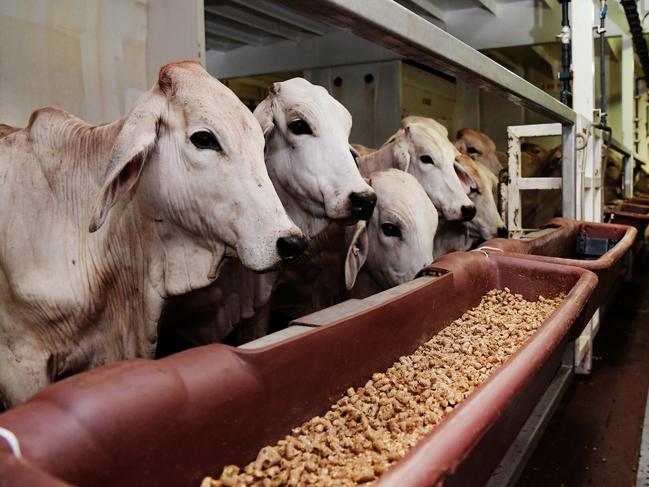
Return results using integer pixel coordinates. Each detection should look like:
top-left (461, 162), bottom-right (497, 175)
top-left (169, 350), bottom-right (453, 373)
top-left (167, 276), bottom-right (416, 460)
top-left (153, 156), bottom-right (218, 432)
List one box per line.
top-left (90, 61), bottom-right (306, 279)
top-left (385, 117), bottom-right (475, 222)
top-left (345, 169), bottom-right (437, 290)
top-left (605, 151), bottom-right (623, 182)
top-left (454, 128), bottom-right (503, 177)
top-left (255, 78), bottom-right (376, 238)
top-left (455, 155), bottom-right (506, 240)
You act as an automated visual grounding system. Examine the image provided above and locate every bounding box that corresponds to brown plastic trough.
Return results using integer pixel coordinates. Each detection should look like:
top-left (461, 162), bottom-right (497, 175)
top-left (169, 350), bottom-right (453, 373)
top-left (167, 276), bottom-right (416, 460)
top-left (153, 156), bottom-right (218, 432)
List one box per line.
top-left (626, 196), bottom-right (649, 205)
top-left (0, 253), bottom-right (597, 487)
top-left (604, 203), bottom-right (649, 250)
top-left (478, 217), bottom-right (636, 337)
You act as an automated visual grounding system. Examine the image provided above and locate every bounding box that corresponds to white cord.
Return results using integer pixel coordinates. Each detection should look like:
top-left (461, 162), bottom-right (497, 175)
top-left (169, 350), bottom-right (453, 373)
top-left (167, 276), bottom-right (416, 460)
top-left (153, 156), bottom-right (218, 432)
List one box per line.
top-left (477, 246), bottom-right (505, 252)
top-left (0, 427), bottom-right (22, 459)
top-left (471, 246), bottom-right (505, 258)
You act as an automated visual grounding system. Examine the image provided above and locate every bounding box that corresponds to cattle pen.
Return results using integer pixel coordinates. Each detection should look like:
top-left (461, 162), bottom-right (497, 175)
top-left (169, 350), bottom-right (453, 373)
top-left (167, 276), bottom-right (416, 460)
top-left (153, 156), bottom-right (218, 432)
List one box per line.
top-left (1, 1), bottom-right (649, 486)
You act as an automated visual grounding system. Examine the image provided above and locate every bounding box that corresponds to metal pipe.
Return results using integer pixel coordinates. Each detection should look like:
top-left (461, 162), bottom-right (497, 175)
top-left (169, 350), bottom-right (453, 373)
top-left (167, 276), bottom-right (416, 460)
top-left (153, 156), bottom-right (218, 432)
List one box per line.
top-left (635, 76), bottom-right (642, 153)
top-left (598, 0), bottom-right (607, 126)
top-left (559, 0), bottom-right (572, 107)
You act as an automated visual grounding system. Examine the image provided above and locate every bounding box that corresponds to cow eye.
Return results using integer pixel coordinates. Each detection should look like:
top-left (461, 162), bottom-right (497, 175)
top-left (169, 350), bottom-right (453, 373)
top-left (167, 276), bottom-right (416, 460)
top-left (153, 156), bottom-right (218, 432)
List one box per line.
top-left (287, 119), bottom-right (312, 135)
top-left (467, 147), bottom-right (480, 155)
top-left (190, 131), bottom-right (222, 151)
top-left (381, 222), bottom-right (402, 238)
top-left (470, 186), bottom-right (481, 195)
top-left (420, 155), bottom-right (434, 165)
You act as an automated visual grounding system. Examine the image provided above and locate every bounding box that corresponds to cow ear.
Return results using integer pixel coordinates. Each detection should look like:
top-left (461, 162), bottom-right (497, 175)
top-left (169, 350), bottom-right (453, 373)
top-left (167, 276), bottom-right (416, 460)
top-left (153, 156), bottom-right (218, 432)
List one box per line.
top-left (454, 156), bottom-right (478, 194)
top-left (392, 140), bottom-right (411, 172)
top-left (345, 221), bottom-right (369, 290)
top-left (89, 89), bottom-right (165, 233)
top-left (254, 83), bottom-right (280, 140)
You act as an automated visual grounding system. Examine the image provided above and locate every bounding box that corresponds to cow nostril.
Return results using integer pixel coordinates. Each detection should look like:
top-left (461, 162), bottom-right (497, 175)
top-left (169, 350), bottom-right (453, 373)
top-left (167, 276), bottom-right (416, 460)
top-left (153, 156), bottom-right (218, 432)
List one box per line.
top-left (349, 191), bottom-right (377, 221)
top-left (497, 227), bottom-right (508, 238)
top-left (461, 205), bottom-right (477, 221)
top-left (276, 235), bottom-right (308, 264)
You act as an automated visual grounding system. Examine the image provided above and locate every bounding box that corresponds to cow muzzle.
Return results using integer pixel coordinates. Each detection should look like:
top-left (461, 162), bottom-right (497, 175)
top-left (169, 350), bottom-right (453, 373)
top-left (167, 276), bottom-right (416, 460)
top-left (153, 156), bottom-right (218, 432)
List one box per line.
top-left (276, 235), bottom-right (309, 266)
top-left (461, 205), bottom-right (477, 221)
top-left (349, 191), bottom-right (377, 221)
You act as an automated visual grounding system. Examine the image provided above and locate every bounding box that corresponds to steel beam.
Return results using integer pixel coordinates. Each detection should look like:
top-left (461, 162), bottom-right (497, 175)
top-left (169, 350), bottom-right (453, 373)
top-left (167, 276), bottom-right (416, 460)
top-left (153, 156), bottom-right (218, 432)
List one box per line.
top-left (477, 0), bottom-right (498, 15)
top-left (611, 135), bottom-right (633, 157)
top-left (271, 0), bottom-right (576, 124)
top-left (204, 4), bottom-right (300, 41)
top-left (226, 0), bottom-right (327, 36)
top-left (204, 17), bottom-right (271, 45)
top-left (396, 0), bottom-right (447, 22)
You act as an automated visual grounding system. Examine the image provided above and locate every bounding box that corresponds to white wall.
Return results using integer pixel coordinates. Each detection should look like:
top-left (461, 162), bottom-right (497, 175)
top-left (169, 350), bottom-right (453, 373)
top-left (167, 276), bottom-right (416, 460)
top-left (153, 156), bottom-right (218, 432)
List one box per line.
top-left (0, 0), bottom-right (204, 127)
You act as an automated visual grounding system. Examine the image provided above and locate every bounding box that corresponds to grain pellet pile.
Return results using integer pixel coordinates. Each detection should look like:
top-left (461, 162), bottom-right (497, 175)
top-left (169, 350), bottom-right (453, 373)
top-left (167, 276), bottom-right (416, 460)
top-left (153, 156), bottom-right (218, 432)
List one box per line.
top-left (202, 288), bottom-right (565, 487)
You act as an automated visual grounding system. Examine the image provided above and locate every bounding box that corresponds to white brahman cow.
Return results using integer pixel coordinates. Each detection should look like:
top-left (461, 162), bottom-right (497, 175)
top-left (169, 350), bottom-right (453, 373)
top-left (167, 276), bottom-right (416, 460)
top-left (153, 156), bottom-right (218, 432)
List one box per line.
top-left (270, 169), bottom-right (438, 322)
top-left (0, 61), bottom-right (307, 407)
top-left (356, 117), bottom-right (476, 222)
top-left (456, 127), bottom-right (564, 229)
top-left (435, 154), bottom-right (507, 256)
top-left (156, 78), bottom-right (376, 349)
top-left (454, 127), bottom-right (504, 177)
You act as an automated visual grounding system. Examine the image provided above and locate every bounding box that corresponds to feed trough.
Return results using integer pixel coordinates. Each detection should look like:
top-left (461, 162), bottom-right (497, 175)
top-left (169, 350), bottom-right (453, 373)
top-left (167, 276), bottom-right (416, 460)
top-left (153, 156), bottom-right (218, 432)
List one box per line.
top-left (0, 253), bottom-right (597, 487)
top-left (604, 204), bottom-right (649, 252)
top-left (478, 217), bottom-right (636, 336)
top-left (625, 196), bottom-right (649, 206)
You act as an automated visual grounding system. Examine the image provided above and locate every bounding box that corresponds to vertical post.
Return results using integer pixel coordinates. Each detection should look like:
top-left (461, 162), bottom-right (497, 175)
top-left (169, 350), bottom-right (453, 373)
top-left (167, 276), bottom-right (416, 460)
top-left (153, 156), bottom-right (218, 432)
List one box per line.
top-left (622, 36), bottom-right (635, 198)
top-left (507, 128), bottom-right (522, 233)
top-left (570, 1), bottom-right (597, 374)
top-left (571, 2), bottom-right (595, 120)
top-left (562, 123), bottom-right (578, 219)
top-left (569, 1), bottom-right (595, 221)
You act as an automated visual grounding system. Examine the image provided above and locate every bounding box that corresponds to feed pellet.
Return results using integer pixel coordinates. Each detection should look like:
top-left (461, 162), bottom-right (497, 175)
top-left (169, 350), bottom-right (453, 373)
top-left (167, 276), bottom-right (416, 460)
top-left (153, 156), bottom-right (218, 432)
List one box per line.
top-left (202, 288), bottom-right (565, 486)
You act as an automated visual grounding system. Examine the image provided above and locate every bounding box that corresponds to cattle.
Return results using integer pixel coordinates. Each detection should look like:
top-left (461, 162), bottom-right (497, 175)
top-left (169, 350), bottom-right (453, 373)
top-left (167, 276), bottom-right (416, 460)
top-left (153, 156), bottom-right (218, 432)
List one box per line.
top-left (455, 127), bottom-right (503, 176)
top-left (0, 61), bottom-right (307, 407)
top-left (456, 127), bottom-right (563, 229)
top-left (635, 162), bottom-right (649, 195)
top-left (604, 150), bottom-right (624, 204)
top-left (519, 143), bottom-right (562, 228)
top-left (270, 169), bottom-right (437, 323)
top-left (357, 117), bottom-right (476, 222)
top-left (435, 154), bottom-right (507, 257)
top-left (156, 78), bottom-right (376, 350)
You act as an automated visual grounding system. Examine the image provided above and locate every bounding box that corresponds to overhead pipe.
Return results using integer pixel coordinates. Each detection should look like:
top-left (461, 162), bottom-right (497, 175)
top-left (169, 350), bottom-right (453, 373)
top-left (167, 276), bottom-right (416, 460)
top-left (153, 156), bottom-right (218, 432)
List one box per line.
top-left (559, 0), bottom-right (572, 107)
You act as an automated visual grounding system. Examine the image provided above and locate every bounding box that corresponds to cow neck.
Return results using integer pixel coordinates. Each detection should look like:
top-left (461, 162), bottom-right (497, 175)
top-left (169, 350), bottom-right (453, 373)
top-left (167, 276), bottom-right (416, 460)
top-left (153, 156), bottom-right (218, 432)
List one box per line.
top-left (357, 141), bottom-right (396, 177)
top-left (434, 219), bottom-right (474, 257)
top-left (150, 220), bottom-right (225, 298)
